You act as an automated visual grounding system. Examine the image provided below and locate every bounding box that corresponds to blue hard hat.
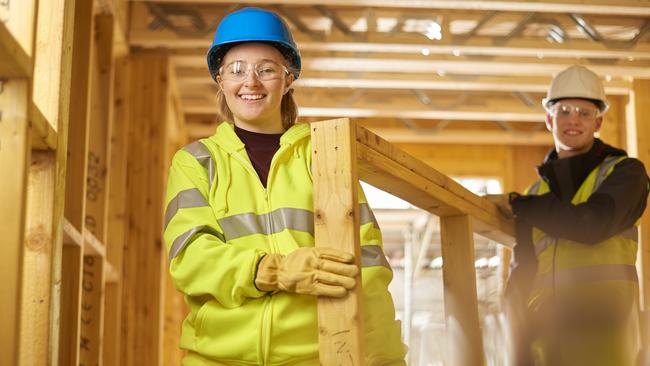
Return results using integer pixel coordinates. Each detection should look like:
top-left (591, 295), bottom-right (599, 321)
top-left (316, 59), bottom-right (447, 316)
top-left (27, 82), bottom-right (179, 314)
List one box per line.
top-left (207, 7), bottom-right (301, 81)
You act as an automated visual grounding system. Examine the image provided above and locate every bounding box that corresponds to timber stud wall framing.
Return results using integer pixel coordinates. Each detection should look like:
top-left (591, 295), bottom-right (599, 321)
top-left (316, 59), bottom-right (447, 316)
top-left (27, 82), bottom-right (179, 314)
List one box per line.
top-left (311, 118), bottom-right (515, 364)
top-left (0, 0), bottom-right (131, 365)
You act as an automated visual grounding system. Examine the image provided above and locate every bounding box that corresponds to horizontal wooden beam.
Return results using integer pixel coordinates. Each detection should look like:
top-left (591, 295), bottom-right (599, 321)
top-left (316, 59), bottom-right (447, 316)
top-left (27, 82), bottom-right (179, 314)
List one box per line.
top-left (304, 107), bottom-right (545, 122)
top-left (63, 219), bottom-right (83, 248)
top-left (177, 72), bottom-right (631, 94)
top-left (0, 23), bottom-right (32, 77)
top-left (368, 127), bottom-right (553, 145)
top-left (83, 229), bottom-right (107, 258)
top-left (298, 41), bottom-right (650, 61)
top-left (30, 104), bottom-right (58, 150)
top-left (177, 75), bottom-right (630, 95)
top-left (138, 0), bottom-right (650, 16)
top-left (133, 33), bottom-right (650, 62)
top-left (305, 58), bottom-right (650, 78)
top-left (185, 103), bottom-right (545, 121)
top-left (173, 55), bottom-right (650, 78)
top-left (187, 122), bottom-right (551, 145)
top-left (353, 122), bottom-right (515, 245)
top-left (184, 104), bottom-right (544, 122)
top-left (295, 78), bottom-right (630, 95)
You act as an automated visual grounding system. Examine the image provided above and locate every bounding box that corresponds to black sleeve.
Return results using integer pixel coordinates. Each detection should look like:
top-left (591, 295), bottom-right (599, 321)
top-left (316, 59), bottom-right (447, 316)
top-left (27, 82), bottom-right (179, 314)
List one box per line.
top-left (503, 220), bottom-right (538, 364)
top-left (510, 158), bottom-right (649, 244)
top-left (506, 220), bottom-right (537, 299)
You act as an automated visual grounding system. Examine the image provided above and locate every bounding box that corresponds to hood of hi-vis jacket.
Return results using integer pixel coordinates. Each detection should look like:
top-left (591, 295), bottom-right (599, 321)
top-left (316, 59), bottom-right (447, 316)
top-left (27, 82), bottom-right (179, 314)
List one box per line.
top-left (163, 122), bottom-right (406, 366)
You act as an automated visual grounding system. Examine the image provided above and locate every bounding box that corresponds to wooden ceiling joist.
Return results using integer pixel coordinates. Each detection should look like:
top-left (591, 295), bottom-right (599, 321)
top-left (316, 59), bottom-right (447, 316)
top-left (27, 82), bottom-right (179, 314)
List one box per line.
top-left (369, 127), bottom-right (552, 145)
top-left (297, 107), bottom-right (545, 122)
top-left (183, 104), bottom-right (545, 122)
top-left (302, 57), bottom-right (650, 78)
top-left (176, 76), bottom-right (630, 95)
top-left (130, 0), bottom-right (648, 146)
top-left (171, 55), bottom-right (650, 78)
top-left (131, 35), bottom-right (650, 60)
top-left (185, 123), bottom-right (551, 146)
top-left (138, 0), bottom-right (650, 17)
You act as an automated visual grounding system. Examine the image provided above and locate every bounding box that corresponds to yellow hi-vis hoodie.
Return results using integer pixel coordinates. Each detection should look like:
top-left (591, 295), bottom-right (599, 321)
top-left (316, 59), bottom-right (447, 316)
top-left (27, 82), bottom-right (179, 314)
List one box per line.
top-left (163, 122), bottom-right (406, 366)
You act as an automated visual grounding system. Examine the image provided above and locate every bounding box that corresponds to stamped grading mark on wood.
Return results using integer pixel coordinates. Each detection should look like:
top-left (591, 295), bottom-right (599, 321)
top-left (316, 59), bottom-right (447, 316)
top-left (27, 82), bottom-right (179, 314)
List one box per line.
top-left (331, 329), bottom-right (355, 365)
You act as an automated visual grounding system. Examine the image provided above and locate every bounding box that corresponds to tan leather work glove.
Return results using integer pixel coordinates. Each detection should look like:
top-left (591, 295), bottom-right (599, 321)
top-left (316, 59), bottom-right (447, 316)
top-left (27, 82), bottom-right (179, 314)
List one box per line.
top-left (255, 247), bottom-right (359, 298)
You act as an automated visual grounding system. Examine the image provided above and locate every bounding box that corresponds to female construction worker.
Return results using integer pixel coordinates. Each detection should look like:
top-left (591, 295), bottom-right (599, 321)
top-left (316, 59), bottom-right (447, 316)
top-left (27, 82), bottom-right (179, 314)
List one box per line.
top-left (504, 65), bottom-right (649, 365)
top-left (163, 7), bottom-right (406, 366)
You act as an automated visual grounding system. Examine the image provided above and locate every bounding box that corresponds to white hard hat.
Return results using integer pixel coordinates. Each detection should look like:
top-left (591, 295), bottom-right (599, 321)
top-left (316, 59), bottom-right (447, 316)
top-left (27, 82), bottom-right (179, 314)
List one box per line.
top-left (542, 65), bottom-right (609, 113)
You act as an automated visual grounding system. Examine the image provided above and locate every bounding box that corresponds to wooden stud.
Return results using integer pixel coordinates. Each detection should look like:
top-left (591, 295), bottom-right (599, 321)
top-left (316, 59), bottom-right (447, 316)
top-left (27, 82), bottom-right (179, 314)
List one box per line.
top-left (31, 0), bottom-right (73, 147)
top-left (19, 152), bottom-right (56, 366)
top-left (0, 0), bottom-right (35, 77)
top-left (627, 79), bottom-right (650, 359)
top-left (35, 1), bottom-right (78, 363)
top-left (311, 118), bottom-right (365, 365)
top-left (79, 254), bottom-right (106, 365)
top-left (77, 13), bottom-right (116, 364)
top-left (65, 0), bottom-right (95, 231)
top-left (601, 95), bottom-right (627, 150)
top-left (122, 52), bottom-right (169, 366)
top-left (163, 275), bottom-right (185, 366)
top-left (0, 79), bottom-right (30, 366)
top-left (59, 244), bottom-right (83, 366)
top-left (163, 65), bottom-right (188, 366)
top-left (631, 79), bottom-right (650, 311)
top-left (30, 0), bottom-right (76, 354)
top-left (440, 214), bottom-right (485, 366)
top-left (103, 55), bottom-right (130, 366)
top-left (85, 13), bottom-right (115, 243)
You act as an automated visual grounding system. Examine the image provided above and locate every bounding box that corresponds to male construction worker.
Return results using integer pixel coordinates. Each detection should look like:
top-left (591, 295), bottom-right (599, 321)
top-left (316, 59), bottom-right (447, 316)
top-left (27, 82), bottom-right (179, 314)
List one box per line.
top-left (503, 65), bottom-right (649, 366)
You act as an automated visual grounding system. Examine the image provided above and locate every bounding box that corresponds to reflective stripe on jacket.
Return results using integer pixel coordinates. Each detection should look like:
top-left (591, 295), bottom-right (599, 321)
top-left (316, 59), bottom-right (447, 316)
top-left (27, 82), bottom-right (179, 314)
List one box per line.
top-left (163, 122), bottom-right (406, 366)
top-left (525, 155), bottom-right (639, 313)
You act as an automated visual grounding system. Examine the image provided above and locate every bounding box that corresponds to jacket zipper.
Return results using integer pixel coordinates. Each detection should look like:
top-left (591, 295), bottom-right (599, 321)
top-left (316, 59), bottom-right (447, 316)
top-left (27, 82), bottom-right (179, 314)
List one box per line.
top-left (259, 297), bottom-right (271, 366)
top-left (230, 144), bottom-right (291, 364)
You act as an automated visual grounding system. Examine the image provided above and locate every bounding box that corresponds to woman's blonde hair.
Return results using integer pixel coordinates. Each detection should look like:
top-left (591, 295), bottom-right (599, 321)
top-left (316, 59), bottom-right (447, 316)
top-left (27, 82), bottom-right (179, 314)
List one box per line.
top-left (215, 87), bottom-right (298, 130)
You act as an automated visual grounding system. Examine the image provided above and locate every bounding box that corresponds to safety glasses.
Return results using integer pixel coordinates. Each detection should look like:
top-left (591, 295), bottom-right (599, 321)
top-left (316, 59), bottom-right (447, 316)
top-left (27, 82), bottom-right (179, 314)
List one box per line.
top-left (218, 60), bottom-right (290, 82)
top-left (551, 103), bottom-right (601, 120)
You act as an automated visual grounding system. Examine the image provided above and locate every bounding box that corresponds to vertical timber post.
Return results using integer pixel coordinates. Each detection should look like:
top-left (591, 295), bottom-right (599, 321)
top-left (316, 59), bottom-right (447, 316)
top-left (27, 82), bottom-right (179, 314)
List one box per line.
top-left (122, 51), bottom-right (169, 366)
top-left (440, 214), bottom-right (485, 365)
top-left (311, 118), bottom-right (365, 365)
top-left (631, 78), bottom-right (650, 359)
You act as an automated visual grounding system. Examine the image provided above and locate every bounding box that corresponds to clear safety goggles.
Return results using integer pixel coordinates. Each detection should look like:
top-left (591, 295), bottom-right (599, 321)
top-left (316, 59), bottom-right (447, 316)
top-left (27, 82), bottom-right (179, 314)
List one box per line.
top-left (218, 60), bottom-right (290, 82)
top-left (551, 103), bottom-right (601, 120)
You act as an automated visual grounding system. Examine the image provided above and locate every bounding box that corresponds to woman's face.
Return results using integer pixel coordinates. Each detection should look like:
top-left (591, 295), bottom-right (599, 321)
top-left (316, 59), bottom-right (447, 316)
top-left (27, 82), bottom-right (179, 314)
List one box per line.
top-left (217, 42), bottom-right (294, 133)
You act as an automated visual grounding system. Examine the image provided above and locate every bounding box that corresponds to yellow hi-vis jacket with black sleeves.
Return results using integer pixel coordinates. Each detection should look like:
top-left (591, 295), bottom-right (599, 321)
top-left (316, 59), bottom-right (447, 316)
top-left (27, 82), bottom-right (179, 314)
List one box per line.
top-left (163, 122), bottom-right (406, 366)
top-left (525, 155), bottom-right (640, 365)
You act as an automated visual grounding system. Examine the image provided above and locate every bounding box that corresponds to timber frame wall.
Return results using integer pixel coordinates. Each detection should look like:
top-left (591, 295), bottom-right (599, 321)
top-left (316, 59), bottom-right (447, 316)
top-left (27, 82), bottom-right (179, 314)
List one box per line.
top-left (0, 0), bottom-right (187, 365)
top-left (2, 1), bottom-right (650, 365)
top-left (311, 118), bottom-right (515, 364)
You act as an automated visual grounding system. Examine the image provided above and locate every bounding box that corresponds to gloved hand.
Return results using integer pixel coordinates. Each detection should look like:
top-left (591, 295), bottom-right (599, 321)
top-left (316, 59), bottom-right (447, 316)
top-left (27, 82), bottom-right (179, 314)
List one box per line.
top-left (255, 247), bottom-right (359, 298)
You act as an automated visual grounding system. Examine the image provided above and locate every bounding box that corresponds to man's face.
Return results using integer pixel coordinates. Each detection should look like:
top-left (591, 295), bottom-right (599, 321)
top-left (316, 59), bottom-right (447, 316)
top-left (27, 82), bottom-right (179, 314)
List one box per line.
top-left (545, 98), bottom-right (603, 159)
